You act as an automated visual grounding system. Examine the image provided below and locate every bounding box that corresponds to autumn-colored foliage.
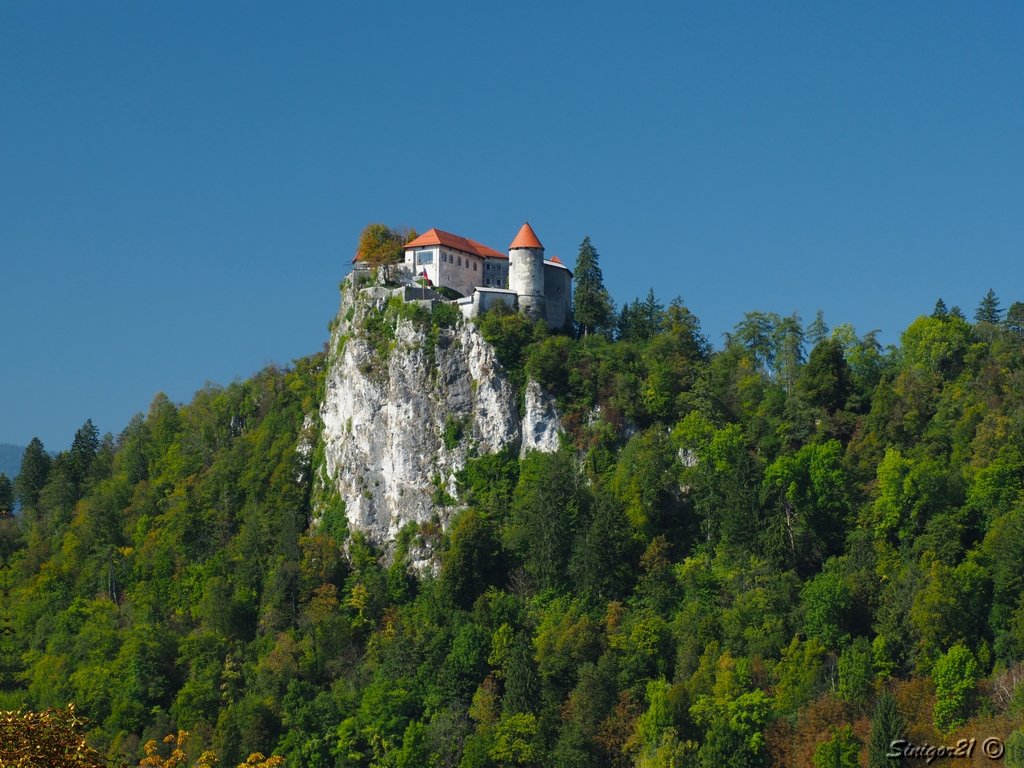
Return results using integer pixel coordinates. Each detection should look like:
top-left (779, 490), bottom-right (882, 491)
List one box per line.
top-left (0, 705), bottom-right (111, 768)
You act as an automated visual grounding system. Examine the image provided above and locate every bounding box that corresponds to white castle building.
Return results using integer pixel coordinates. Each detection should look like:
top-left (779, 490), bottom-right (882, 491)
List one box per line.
top-left (402, 222), bottom-right (573, 329)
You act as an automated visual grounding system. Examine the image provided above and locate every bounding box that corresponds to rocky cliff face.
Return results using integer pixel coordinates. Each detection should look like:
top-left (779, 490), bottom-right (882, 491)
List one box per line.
top-left (319, 280), bottom-right (563, 545)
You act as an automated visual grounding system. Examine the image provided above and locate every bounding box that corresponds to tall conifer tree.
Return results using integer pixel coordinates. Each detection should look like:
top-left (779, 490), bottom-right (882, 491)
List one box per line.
top-left (13, 437), bottom-right (49, 509)
top-left (572, 237), bottom-right (613, 339)
top-left (808, 309), bottom-right (830, 345)
top-left (0, 473), bottom-right (13, 512)
top-left (868, 690), bottom-right (905, 767)
top-left (975, 289), bottom-right (1003, 324)
top-left (69, 419), bottom-right (100, 488)
top-left (640, 288), bottom-right (665, 340)
top-left (1005, 301), bottom-right (1024, 337)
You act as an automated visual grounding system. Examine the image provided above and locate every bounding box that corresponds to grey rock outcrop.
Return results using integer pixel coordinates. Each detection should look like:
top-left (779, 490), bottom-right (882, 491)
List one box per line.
top-left (319, 281), bottom-right (564, 545)
top-left (521, 380), bottom-right (563, 455)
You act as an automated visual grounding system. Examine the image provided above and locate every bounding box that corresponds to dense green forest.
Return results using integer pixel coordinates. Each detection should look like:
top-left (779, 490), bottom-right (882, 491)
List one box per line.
top-left (5, 255), bottom-right (1024, 766)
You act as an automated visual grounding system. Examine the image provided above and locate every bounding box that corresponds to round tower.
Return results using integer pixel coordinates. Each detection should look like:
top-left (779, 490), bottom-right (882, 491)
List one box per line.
top-left (508, 222), bottom-right (546, 321)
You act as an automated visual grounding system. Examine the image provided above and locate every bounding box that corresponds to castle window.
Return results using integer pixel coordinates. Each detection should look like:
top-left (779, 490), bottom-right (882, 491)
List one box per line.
top-left (457, 257), bottom-right (462, 266)
top-left (473, 262), bottom-right (477, 271)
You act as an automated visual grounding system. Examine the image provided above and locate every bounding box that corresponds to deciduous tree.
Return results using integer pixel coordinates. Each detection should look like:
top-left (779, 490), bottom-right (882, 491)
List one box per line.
top-left (932, 643), bottom-right (979, 734)
top-left (356, 223), bottom-right (414, 282)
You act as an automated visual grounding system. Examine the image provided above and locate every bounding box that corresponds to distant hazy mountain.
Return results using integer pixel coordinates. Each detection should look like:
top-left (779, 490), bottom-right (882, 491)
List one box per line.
top-left (0, 443), bottom-right (25, 480)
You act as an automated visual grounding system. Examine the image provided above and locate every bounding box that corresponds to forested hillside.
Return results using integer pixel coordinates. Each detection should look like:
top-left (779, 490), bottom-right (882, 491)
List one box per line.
top-left (5, 271), bottom-right (1024, 767)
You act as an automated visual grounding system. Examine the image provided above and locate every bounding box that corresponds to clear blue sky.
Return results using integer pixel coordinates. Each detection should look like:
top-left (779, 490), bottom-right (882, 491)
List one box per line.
top-left (2, 1), bottom-right (1022, 450)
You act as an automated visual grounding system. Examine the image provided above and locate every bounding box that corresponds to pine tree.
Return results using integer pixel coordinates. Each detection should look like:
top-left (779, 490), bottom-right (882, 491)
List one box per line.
top-left (502, 634), bottom-right (540, 715)
top-left (1004, 301), bottom-right (1024, 337)
top-left (932, 298), bottom-right (948, 319)
top-left (732, 311), bottom-right (779, 374)
top-left (0, 473), bottom-right (13, 512)
top-left (1006, 729), bottom-right (1024, 768)
top-left (572, 237), bottom-right (613, 339)
top-left (775, 311), bottom-right (806, 393)
top-left (813, 725), bottom-right (860, 768)
top-left (615, 300), bottom-right (635, 341)
top-left (639, 288), bottom-right (665, 340)
top-left (975, 289), bottom-right (1003, 324)
top-left (799, 338), bottom-right (853, 412)
top-left (808, 310), bottom-right (829, 345)
top-left (69, 419), bottom-right (100, 487)
top-left (570, 488), bottom-right (634, 602)
top-left (13, 437), bottom-right (50, 509)
top-left (868, 690), bottom-right (905, 767)
top-left (616, 298), bottom-right (643, 342)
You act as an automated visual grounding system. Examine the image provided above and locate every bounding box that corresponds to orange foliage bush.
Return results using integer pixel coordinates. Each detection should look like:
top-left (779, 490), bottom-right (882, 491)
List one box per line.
top-left (0, 705), bottom-right (111, 768)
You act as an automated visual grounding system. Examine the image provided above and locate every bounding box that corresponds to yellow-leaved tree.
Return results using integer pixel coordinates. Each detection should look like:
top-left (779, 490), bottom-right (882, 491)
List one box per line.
top-left (356, 224), bottom-right (417, 283)
top-left (140, 730), bottom-right (284, 768)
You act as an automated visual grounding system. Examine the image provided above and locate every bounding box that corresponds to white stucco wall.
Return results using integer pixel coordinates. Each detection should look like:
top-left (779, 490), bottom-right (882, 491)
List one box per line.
top-left (457, 288), bottom-right (517, 320)
top-left (406, 245), bottom-right (485, 297)
top-left (439, 247), bottom-right (484, 296)
top-left (408, 247), bottom-right (439, 287)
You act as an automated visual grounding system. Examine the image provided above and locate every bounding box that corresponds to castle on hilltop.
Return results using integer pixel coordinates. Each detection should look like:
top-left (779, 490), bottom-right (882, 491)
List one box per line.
top-left (401, 222), bottom-right (573, 329)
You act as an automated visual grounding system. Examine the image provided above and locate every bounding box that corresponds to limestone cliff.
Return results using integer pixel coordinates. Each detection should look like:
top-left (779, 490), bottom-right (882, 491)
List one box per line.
top-left (318, 277), bottom-right (563, 545)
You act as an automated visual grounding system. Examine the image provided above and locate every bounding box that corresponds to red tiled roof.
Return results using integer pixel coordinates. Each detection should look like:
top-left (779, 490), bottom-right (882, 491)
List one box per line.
top-left (549, 255), bottom-right (562, 264)
top-left (468, 239), bottom-right (507, 259)
top-left (509, 222), bottom-right (543, 250)
top-left (403, 228), bottom-right (503, 259)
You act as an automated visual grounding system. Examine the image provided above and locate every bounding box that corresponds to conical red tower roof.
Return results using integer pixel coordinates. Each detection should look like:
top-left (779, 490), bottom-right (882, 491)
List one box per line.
top-left (509, 222), bottom-right (543, 250)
